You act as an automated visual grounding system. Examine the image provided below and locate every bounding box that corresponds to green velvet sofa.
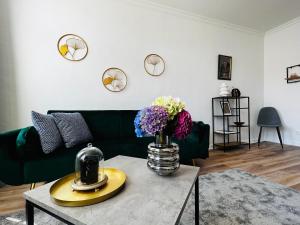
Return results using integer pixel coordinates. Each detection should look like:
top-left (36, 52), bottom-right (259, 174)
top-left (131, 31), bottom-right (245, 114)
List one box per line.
top-left (0, 110), bottom-right (209, 185)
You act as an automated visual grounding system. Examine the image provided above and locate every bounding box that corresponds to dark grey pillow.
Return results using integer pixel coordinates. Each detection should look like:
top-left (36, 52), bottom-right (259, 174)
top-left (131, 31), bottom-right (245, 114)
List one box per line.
top-left (52, 113), bottom-right (93, 148)
top-left (31, 111), bottom-right (63, 154)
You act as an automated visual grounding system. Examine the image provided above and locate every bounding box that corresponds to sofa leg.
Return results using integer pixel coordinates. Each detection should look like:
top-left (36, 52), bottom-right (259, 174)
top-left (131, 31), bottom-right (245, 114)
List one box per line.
top-left (192, 159), bottom-right (196, 166)
top-left (30, 183), bottom-right (36, 190)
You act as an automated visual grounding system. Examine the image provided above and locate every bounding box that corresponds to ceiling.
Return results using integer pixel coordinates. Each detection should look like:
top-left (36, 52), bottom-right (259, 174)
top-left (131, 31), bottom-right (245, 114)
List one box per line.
top-left (147, 0), bottom-right (300, 32)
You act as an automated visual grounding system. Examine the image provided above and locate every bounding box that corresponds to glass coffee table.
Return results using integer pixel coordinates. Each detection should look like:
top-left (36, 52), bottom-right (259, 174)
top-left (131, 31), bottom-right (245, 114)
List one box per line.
top-left (24, 155), bottom-right (200, 225)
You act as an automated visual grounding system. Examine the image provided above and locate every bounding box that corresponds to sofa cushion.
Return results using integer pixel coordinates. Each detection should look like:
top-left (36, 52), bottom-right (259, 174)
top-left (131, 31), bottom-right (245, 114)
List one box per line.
top-left (52, 113), bottom-right (93, 148)
top-left (93, 137), bottom-right (152, 160)
top-left (32, 111), bottom-right (63, 154)
top-left (81, 111), bottom-right (121, 139)
top-left (23, 143), bottom-right (87, 183)
top-left (48, 110), bottom-right (121, 139)
top-left (16, 126), bottom-right (43, 159)
top-left (120, 110), bottom-right (137, 138)
top-left (91, 141), bottom-right (124, 160)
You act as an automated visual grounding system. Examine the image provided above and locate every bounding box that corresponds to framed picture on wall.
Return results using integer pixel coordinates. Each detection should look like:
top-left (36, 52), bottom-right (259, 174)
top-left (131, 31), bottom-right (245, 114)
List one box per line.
top-left (218, 55), bottom-right (232, 80)
top-left (286, 64), bottom-right (300, 84)
top-left (220, 101), bottom-right (232, 115)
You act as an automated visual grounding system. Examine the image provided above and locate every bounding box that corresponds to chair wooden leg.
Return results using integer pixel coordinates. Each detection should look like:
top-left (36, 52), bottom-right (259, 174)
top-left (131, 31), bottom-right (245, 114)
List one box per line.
top-left (276, 127), bottom-right (284, 149)
top-left (258, 127), bottom-right (262, 147)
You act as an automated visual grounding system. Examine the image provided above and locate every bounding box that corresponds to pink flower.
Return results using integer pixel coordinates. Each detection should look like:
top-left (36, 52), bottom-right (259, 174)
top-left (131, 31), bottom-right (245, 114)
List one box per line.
top-left (175, 110), bottom-right (193, 139)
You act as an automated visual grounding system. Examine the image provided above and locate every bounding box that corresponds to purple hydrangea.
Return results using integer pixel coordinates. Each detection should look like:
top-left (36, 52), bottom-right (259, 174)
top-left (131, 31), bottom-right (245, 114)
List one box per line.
top-left (174, 110), bottom-right (193, 139)
top-left (140, 106), bottom-right (168, 135)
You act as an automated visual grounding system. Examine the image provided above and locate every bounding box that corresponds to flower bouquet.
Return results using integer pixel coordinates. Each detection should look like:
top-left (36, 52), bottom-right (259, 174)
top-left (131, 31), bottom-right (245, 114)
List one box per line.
top-left (134, 96), bottom-right (193, 144)
top-left (134, 96), bottom-right (193, 175)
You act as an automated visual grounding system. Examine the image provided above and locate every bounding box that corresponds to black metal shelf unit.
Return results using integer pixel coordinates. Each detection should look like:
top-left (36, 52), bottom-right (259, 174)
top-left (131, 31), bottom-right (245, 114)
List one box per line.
top-left (212, 96), bottom-right (250, 151)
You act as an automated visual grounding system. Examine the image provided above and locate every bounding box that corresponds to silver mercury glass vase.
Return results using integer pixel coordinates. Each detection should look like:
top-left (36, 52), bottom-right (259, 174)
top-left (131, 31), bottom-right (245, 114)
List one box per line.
top-left (147, 131), bottom-right (180, 176)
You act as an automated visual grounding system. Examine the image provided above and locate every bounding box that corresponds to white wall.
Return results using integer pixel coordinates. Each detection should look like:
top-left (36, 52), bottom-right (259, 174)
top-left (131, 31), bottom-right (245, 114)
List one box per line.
top-left (0, 0), bottom-right (18, 131)
top-left (0, 0), bottom-right (264, 143)
top-left (264, 20), bottom-right (300, 146)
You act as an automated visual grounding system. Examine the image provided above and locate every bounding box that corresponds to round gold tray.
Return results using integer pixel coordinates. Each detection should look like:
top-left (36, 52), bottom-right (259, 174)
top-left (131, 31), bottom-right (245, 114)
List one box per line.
top-left (50, 168), bottom-right (126, 207)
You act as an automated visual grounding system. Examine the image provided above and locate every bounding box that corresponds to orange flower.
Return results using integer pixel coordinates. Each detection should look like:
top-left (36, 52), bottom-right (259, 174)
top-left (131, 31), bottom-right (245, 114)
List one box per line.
top-left (59, 44), bottom-right (69, 56)
top-left (103, 76), bottom-right (114, 85)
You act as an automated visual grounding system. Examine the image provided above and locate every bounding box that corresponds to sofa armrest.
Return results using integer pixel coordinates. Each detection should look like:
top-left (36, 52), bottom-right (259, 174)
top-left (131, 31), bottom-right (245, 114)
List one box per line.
top-left (187, 122), bottom-right (210, 145)
top-left (0, 129), bottom-right (21, 154)
top-left (0, 129), bottom-right (20, 141)
top-left (0, 129), bottom-right (24, 185)
top-left (181, 121), bottom-right (210, 161)
top-left (197, 121), bottom-right (210, 144)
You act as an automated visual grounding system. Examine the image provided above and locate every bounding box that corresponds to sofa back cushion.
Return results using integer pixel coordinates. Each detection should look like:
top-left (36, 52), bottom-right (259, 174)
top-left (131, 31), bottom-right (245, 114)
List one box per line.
top-left (120, 110), bottom-right (137, 138)
top-left (48, 110), bottom-right (116, 139)
top-left (48, 110), bottom-right (138, 139)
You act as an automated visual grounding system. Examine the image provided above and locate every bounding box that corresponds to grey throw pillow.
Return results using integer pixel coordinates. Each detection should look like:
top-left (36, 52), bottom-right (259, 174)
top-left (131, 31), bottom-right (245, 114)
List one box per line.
top-left (52, 113), bottom-right (93, 148)
top-left (31, 111), bottom-right (63, 154)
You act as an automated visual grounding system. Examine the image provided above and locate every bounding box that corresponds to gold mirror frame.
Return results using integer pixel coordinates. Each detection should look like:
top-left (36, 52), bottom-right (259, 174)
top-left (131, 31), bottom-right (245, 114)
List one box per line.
top-left (57, 34), bottom-right (88, 61)
top-left (144, 54), bottom-right (165, 76)
top-left (102, 67), bottom-right (127, 92)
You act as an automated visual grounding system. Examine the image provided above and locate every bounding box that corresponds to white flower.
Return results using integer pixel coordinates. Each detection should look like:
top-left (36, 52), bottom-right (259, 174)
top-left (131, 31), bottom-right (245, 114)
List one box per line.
top-left (146, 55), bottom-right (161, 66)
top-left (66, 38), bottom-right (86, 50)
top-left (111, 80), bottom-right (122, 91)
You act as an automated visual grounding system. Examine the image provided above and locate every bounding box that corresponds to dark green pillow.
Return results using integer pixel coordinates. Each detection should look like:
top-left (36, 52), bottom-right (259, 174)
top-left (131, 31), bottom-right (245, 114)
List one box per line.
top-left (16, 126), bottom-right (43, 159)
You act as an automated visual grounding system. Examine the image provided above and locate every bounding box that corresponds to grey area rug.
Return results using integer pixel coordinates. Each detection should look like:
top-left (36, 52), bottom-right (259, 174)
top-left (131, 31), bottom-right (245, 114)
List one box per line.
top-left (1, 169), bottom-right (300, 225)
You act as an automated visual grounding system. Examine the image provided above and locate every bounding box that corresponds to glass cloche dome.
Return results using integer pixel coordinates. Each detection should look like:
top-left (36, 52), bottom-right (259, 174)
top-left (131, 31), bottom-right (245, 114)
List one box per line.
top-left (74, 143), bottom-right (104, 186)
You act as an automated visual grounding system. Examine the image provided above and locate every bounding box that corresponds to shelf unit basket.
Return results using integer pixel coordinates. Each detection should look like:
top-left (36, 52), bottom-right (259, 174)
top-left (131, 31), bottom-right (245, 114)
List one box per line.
top-left (212, 96), bottom-right (251, 151)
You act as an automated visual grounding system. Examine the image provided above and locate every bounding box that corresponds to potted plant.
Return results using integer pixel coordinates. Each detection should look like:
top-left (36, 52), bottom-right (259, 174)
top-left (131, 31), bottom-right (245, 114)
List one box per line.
top-left (134, 96), bottom-right (193, 175)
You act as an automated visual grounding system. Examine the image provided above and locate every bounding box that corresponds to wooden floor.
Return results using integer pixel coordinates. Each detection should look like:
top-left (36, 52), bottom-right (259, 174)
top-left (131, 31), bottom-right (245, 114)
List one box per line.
top-left (0, 183), bottom-right (44, 216)
top-left (1, 142), bottom-right (300, 216)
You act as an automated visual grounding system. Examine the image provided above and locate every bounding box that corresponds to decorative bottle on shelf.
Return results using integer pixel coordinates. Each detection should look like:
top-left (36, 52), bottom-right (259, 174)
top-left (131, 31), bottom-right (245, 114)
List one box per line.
top-left (231, 88), bottom-right (241, 97)
top-left (219, 83), bottom-right (231, 96)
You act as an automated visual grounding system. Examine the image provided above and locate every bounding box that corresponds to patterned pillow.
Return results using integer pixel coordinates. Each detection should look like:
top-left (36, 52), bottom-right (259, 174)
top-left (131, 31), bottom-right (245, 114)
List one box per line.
top-left (31, 111), bottom-right (63, 154)
top-left (52, 113), bottom-right (93, 148)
